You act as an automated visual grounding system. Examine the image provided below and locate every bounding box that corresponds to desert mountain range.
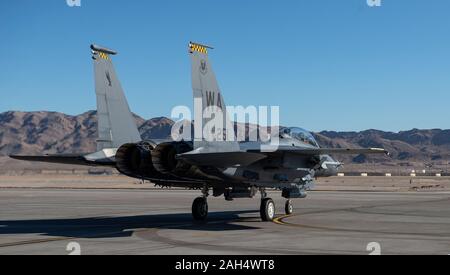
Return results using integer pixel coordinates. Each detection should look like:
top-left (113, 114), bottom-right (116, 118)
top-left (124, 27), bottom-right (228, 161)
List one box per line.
top-left (1, 111), bottom-right (450, 167)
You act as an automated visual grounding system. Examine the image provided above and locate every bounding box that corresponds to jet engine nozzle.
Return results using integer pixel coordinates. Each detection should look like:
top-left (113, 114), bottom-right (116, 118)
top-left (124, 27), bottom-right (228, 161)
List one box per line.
top-left (151, 142), bottom-right (193, 175)
top-left (115, 141), bottom-right (157, 178)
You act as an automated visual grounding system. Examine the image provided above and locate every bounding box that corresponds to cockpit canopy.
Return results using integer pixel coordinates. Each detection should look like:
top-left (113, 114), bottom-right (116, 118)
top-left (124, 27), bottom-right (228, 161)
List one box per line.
top-left (280, 127), bottom-right (319, 148)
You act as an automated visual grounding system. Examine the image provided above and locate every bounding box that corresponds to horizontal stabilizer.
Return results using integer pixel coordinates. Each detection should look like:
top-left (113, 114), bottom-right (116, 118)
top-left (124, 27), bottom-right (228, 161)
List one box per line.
top-left (9, 151), bottom-right (116, 167)
top-left (9, 154), bottom-right (93, 166)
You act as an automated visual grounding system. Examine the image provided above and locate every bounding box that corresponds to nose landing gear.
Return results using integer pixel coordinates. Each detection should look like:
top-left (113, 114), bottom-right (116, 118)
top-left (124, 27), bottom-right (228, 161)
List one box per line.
top-left (285, 199), bottom-right (293, 215)
top-left (192, 186), bottom-right (209, 221)
top-left (192, 197), bottom-right (208, 221)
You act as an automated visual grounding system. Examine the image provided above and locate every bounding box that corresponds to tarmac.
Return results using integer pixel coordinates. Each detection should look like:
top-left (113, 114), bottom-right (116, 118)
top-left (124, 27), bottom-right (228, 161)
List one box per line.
top-left (0, 187), bottom-right (449, 255)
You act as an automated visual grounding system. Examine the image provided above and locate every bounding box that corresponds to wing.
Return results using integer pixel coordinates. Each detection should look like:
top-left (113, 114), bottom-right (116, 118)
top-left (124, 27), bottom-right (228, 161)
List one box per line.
top-left (249, 146), bottom-right (389, 156)
top-left (177, 147), bottom-right (388, 168)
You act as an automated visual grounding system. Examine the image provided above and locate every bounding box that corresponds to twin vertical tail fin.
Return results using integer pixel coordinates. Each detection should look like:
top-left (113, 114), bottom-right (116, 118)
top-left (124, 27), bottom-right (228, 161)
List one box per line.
top-left (91, 44), bottom-right (141, 150)
top-left (189, 42), bottom-right (238, 152)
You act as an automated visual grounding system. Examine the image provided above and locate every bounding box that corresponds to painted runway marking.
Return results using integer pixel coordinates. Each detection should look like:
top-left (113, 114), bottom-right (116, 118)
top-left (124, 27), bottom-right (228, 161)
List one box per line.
top-left (271, 208), bottom-right (450, 239)
top-left (273, 215), bottom-right (293, 225)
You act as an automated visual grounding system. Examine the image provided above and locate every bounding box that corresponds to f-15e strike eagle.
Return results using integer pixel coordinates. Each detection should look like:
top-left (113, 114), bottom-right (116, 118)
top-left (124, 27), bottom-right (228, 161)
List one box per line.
top-left (10, 43), bottom-right (388, 222)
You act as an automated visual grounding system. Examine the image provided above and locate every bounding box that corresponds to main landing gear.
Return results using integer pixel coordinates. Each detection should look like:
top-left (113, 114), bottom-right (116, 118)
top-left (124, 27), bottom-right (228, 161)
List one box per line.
top-left (259, 189), bottom-right (294, 222)
top-left (260, 198), bottom-right (276, 221)
top-left (259, 199), bottom-right (294, 221)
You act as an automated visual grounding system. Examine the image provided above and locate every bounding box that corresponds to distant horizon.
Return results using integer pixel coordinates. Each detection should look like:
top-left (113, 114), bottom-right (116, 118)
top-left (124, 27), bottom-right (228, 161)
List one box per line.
top-left (1, 109), bottom-right (448, 133)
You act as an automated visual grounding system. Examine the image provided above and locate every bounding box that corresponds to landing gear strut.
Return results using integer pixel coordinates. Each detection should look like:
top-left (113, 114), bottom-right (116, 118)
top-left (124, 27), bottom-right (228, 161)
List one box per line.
top-left (192, 186), bottom-right (209, 221)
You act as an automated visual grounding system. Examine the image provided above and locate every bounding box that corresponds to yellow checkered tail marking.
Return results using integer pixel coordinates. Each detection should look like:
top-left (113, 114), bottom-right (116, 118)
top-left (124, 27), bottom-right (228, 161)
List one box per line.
top-left (189, 43), bottom-right (208, 54)
top-left (98, 52), bottom-right (110, 60)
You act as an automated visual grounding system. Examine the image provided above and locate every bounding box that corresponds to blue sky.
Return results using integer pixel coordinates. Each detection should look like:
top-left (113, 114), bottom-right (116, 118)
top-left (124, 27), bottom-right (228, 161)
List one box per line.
top-left (0, 0), bottom-right (449, 132)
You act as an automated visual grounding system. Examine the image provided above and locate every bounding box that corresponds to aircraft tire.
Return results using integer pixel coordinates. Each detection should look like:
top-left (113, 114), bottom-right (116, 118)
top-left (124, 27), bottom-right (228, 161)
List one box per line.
top-left (192, 197), bottom-right (208, 221)
top-left (285, 200), bottom-right (293, 215)
top-left (260, 198), bottom-right (275, 222)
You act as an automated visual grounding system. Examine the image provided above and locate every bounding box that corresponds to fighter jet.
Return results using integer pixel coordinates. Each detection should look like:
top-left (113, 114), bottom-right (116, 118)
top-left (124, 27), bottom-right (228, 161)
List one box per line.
top-left (10, 43), bottom-right (389, 222)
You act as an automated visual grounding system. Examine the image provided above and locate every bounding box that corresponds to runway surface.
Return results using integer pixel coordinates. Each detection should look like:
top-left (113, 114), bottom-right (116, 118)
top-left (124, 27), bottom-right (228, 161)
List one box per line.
top-left (0, 189), bottom-right (449, 255)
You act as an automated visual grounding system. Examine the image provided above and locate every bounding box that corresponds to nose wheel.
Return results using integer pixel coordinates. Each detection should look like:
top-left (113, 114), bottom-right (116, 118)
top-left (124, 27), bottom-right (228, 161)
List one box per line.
top-left (260, 198), bottom-right (276, 222)
top-left (192, 197), bottom-right (208, 221)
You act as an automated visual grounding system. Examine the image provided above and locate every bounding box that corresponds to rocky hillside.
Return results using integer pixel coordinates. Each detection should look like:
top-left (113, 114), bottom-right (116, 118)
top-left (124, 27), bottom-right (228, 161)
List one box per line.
top-left (314, 130), bottom-right (450, 163)
top-left (0, 111), bottom-right (171, 156)
top-left (1, 111), bottom-right (449, 165)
